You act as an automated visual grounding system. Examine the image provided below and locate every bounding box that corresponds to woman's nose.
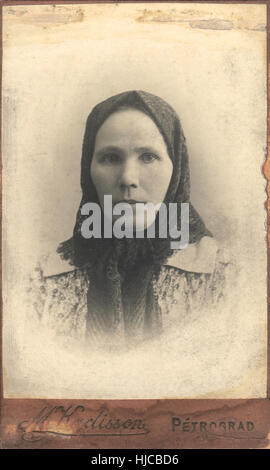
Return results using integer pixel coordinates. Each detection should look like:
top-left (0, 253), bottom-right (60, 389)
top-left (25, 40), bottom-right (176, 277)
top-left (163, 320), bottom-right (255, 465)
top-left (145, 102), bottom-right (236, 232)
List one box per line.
top-left (119, 160), bottom-right (139, 189)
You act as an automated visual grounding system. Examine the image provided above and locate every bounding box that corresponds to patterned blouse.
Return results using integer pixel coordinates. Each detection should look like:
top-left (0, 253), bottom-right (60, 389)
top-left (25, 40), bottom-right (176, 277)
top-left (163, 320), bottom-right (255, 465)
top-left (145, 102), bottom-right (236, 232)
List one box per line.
top-left (28, 237), bottom-right (234, 350)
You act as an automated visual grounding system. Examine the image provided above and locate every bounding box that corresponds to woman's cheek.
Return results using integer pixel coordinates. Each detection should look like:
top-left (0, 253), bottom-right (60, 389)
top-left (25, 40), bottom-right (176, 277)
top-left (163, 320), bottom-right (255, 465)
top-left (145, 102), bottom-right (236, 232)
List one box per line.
top-left (97, 169), bottom-right (119, 197)
top-left (143, 164), bottom-right (172, 197)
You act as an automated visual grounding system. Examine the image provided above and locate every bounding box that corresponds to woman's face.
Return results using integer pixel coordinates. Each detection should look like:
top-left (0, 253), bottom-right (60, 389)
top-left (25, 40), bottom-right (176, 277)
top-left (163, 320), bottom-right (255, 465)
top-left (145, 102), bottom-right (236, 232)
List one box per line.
top-left (90, 108), bottom-right (173, 229)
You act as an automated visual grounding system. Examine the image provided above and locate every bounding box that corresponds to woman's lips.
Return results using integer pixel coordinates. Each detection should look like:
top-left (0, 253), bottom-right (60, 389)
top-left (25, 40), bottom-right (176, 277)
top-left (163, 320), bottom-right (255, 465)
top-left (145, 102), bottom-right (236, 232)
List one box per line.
top-left (115, 199), bottom-right (146, 205)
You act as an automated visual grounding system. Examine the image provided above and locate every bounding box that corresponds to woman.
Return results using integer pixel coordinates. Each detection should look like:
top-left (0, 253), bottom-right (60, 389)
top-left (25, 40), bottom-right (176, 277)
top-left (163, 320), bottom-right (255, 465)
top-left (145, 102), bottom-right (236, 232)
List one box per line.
top-left (31, 90), bottom-right (228, 351)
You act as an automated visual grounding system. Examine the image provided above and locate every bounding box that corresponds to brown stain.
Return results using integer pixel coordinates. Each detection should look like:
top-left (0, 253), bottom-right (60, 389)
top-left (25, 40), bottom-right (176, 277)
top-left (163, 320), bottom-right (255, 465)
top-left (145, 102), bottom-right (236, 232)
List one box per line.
top-left (137, 13), bottom-right (234, 31)
top-left (5, 7), bottom-right (84, 25)
top-left (246, 24), bottom-right (266, 32)
top-left (6, 8), bottom-right (28, 17)
top-left (180, 8), bottom-right (209, 18)
top-left (263, 61), bottom-right (270, 363)
top-left (263, 148), bottom-right (270, 248)
top-left (136, 7), bottom-right (209, 23)
top-left (136, 8), bottom-right (186, 24)
top-left (136, 8), bottom-right (265, 32)
top-left (190, 19), bottom-right (233, 31)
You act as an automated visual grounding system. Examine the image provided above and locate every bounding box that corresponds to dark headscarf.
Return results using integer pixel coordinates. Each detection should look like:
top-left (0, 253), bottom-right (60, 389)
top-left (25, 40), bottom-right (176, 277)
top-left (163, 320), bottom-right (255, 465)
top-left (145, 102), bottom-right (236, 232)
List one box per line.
top-left (59, 90), bottom-right (212, 347)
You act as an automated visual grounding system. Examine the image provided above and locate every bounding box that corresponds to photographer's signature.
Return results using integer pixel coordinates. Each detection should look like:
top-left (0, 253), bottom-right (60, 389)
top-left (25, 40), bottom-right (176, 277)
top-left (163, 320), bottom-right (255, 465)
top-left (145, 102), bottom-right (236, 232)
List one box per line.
top-left (18, 405), bottom-right (150, 441)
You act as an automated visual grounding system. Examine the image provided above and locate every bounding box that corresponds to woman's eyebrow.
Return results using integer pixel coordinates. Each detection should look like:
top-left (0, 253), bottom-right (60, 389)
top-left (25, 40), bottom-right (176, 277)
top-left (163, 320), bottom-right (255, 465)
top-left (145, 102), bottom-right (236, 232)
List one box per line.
top-left (134, 146), bottom-right (161, 155)
top-left (95, 145), bottom-right (123, 156)
top-left (94, 145), bottom-right (161, 157)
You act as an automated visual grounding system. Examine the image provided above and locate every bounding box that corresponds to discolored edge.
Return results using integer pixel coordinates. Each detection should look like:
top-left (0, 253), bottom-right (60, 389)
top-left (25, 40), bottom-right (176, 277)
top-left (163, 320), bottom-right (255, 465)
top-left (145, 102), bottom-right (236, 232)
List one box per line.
top-left (0, 0), bottom-right (269, 450)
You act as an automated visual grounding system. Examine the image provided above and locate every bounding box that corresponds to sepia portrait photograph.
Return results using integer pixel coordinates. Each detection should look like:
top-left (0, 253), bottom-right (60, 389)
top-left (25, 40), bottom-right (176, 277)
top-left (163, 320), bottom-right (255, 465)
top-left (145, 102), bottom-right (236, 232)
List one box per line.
top-left (2, 0), bottom-right (268, 418)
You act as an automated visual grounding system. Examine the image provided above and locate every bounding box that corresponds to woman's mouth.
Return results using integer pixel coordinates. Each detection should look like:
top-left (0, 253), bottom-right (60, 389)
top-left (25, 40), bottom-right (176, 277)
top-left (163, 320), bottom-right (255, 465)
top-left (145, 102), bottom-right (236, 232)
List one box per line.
top-left (116, 199), bottom-right (146, 206)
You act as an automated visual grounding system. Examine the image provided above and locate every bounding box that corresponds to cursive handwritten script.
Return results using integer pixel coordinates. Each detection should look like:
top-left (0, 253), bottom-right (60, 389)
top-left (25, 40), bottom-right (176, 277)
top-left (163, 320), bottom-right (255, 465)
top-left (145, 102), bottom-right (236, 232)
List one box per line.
top-left (18, 405), bottom-right (150, 442)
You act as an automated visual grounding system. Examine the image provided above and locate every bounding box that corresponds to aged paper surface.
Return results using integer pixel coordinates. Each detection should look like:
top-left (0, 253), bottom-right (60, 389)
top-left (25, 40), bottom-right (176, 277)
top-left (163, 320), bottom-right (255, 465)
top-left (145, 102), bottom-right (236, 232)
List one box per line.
top-left (2, 2), bottom-right (267, 399)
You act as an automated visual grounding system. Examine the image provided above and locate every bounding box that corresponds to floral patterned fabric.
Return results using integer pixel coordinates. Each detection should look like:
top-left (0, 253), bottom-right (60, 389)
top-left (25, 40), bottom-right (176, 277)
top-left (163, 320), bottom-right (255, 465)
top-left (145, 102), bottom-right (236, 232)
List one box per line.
top-left (28, 248), bottom-right (234, 350)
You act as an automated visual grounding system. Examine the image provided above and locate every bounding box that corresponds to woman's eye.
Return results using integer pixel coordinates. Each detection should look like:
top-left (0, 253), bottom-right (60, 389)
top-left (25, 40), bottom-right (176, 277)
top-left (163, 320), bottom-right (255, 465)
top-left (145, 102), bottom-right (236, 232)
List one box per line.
top-left (101, 153), bottom-right (121, 164)
top-left (140, 153), bottom-right (160, 164)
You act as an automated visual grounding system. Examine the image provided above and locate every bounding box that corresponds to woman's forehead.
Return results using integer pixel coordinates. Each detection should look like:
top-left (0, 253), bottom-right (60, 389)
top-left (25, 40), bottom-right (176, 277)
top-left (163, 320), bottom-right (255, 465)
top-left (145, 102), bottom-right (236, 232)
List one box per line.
top-left (94, 108), bottom-right (167, 151)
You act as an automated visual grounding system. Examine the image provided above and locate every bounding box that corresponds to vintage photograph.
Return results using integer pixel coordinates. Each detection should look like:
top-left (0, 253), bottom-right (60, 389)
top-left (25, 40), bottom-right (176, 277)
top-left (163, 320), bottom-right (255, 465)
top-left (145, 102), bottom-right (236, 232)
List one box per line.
top-left (2, 2), bottom-right (267, 400)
